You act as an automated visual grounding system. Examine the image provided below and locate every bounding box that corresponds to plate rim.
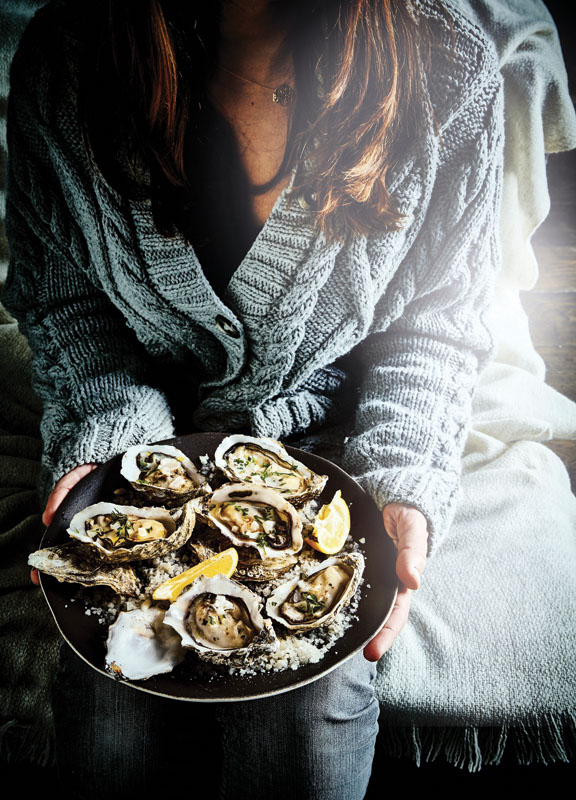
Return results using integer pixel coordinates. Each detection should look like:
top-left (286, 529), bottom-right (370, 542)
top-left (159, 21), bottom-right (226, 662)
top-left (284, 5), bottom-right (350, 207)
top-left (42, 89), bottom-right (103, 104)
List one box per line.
top-left (39, 432), bottom-right (398, 701)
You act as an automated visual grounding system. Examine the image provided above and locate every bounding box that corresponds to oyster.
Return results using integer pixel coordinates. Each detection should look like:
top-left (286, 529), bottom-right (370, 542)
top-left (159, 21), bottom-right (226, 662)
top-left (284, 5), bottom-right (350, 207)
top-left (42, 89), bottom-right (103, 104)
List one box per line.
top-left (189, 529), bottom-right (298, 583)
top-left (106, 605), bottom-right (185, 680)
top-left (28, 542), bottom-right (140, 595)
top-left (266, 552), bottom-right (364, 631)
top-left (67, 501), bottom-right (195, 563)
top-left (192, 483), bottom-right (303, 560)
top-left (121, 444), bottom-right (211, 504)
top-left (214, 435), bottom-right (327, 506)
top-left (163, 575), bottom-right (278, 663)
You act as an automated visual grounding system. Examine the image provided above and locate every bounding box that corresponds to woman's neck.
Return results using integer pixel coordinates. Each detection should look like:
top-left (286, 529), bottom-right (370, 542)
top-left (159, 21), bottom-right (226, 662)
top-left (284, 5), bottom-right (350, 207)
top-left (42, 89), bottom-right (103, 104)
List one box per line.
top-left (217, 0), bottom-right (293, 86)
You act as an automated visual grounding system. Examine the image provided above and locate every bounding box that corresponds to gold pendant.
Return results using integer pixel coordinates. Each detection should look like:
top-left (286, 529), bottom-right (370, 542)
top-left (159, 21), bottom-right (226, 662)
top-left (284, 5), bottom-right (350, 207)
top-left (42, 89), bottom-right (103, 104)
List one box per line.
top-left (273, 84), bottom-right (295, 106)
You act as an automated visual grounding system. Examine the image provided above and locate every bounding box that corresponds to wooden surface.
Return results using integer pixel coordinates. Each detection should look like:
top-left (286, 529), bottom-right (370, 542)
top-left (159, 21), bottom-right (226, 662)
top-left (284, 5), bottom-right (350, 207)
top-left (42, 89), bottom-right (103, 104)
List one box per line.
top-left (526, 146), bottom-right (576, 487)
top-left (530, 0), bottom-right (576, 489)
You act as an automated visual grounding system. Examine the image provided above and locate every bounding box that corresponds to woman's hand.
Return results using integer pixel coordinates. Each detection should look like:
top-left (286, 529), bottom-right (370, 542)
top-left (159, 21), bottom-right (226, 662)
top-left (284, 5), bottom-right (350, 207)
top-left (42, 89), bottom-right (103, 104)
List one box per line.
top-left (363, 502), bottom-right (428, 661)
top-left (31, 463), bottom-right (99, 586)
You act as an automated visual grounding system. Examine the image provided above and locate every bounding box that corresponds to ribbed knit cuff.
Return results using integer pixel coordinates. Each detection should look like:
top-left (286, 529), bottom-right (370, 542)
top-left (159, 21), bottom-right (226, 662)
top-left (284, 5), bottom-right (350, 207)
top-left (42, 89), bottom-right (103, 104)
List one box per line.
top-left (250, 391), bottom-right (344, 442)
top-left (349, 465), bottom-right (461, 554)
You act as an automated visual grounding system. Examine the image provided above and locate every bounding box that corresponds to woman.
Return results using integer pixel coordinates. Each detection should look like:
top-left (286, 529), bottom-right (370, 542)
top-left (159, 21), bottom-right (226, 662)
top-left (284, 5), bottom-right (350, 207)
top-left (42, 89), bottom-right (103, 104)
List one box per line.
top-left (2, 0), bottom-right (503, 796)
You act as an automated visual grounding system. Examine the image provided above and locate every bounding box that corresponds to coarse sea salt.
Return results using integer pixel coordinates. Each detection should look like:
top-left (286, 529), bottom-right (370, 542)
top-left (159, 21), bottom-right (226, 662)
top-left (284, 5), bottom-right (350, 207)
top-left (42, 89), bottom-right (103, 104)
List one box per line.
top-left (77, 459), bottom-right (365, 680)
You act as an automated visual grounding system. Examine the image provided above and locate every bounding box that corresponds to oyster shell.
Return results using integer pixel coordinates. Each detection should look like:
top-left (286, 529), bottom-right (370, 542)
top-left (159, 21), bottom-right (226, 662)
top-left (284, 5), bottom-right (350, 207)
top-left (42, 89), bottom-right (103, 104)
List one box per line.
top-left (214, 435), bottom-right (327, 506)
top-left (28, 542), bottom-right (140, 596)
top-left (163, 575), bottom-right (278, 663)
top-left (266, 552), bottom-right (364, 631)
top-left (191, 483), bottom-right (303, 560)
top-left (121, 444), bottom-right (211, 504)
top-left (67, 501), bottom-right (195, 563)
top-left (106, 605), bottom-right (185, 680)
top-left (189, 529), bottom-right (298, 583)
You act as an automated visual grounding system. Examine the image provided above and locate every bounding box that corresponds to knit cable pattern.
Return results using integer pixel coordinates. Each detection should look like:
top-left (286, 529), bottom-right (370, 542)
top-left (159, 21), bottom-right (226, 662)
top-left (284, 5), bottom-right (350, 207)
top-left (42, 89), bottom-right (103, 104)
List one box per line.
top-left (2, 0), bottom-right (504, 549)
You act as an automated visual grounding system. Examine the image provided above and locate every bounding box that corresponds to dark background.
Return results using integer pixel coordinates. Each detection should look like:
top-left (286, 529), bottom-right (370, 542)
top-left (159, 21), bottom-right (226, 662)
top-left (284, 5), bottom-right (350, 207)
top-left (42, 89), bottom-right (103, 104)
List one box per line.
top-left (520, 1), bottom-right (576, 488)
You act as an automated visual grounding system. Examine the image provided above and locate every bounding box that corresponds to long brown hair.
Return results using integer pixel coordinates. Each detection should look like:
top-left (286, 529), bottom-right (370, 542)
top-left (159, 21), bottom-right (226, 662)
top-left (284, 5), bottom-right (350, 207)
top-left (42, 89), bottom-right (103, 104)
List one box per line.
top-left (78, 0), bottom-right (431, 243)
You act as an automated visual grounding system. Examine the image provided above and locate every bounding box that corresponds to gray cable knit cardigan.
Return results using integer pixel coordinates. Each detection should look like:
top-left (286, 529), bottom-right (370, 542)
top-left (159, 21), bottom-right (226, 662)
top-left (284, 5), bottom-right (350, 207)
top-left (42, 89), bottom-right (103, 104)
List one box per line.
top-left (2, 0), bottom-right (503, 553)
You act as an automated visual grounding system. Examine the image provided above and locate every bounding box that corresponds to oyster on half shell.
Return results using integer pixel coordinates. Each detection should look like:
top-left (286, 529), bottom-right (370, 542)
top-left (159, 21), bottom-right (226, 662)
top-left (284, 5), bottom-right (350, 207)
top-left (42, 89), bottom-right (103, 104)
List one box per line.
top-left (67, 501), bottom-right (195, 563)
top-left (121, 444), bottom-right (211, 504)
top-left (214, 435), bottom-right (327, 506)
top-left (191, 483), bottom-right (303, 560)
top-left (266, 552), bottom-right (364, 631)
top-left (163, 575), bottom-right (278, 663)
top-left (189, 528), bottom-right (298, 583)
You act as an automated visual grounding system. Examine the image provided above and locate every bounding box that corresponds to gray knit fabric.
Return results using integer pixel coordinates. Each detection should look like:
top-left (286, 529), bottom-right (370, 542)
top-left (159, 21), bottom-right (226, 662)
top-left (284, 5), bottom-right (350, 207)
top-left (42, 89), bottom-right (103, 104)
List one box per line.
top-left (2, 0), bottom-right (504, 553)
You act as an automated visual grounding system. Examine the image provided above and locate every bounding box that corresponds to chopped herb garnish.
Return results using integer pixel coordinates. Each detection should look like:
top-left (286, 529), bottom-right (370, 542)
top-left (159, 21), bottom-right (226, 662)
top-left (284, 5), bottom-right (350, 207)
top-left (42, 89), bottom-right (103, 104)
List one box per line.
top-left (260, 462), bottom-right (272, 481)
top-left (296, 592), bottom-right (325, 617)
top-left (105, 510), bottom-right (134, 544)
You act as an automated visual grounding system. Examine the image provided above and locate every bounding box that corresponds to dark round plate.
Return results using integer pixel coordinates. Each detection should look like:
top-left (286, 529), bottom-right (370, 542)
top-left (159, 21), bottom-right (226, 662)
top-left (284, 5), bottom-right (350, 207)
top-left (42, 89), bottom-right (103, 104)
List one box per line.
top-left (40, 432), bottom-right (398, 701)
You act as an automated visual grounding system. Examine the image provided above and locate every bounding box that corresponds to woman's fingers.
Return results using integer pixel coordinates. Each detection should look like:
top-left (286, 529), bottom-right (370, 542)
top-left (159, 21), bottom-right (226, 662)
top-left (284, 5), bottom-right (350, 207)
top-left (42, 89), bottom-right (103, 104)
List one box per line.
top-left (41, 463), bottom-right (98, 527)
top-left (35, 463), bottom-right (98, 586)
top-left (395, 518), bottom-right (428, 590)
top-left (363, 503), bottom-right (428, 660)
top-left (383, 503), bottom-right (428, 590)
top-left (363, 586), bottom-right (412, 661)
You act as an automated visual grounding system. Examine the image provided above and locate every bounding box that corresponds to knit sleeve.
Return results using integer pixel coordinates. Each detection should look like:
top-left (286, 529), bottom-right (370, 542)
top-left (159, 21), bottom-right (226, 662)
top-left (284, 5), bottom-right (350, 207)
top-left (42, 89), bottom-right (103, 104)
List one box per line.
top-left (341, 65), bottom-right (504, 554)
top-left (1, 13), bottom-right (175, 504)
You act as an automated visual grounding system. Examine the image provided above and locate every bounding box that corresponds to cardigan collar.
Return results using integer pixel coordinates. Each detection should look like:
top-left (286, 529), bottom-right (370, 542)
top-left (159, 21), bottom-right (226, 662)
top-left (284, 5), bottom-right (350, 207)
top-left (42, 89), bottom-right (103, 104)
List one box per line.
top-left (85, 0), bottom-right (494, 424)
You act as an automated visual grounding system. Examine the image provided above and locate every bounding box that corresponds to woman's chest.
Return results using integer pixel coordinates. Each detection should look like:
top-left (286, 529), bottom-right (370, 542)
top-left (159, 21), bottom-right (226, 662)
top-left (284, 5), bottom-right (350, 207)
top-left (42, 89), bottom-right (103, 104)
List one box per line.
top-left (207, 73), bottom-right (294, 224)
top-left (183, 87), bottom-right (293, 293)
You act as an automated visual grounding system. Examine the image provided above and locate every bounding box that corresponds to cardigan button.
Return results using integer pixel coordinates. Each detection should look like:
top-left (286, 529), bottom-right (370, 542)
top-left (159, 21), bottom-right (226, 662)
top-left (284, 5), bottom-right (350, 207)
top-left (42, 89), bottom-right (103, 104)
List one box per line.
top-left (215, 314), bottom-right (240, 338)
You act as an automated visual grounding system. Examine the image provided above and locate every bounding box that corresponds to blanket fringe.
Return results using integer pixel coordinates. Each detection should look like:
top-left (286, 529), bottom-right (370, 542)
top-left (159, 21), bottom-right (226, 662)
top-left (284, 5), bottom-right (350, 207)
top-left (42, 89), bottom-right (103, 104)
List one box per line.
top-left (377, 710), bottom-right (576, 771)
top-left (1, 710), bottom-right (574, 771)
top-left (0, 719), bottom-right (54, 767)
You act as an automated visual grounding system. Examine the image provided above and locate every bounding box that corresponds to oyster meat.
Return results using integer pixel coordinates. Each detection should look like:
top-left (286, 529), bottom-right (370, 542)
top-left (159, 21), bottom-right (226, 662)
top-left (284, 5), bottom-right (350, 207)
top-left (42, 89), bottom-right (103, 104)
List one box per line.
top-left (214, 435), bottom-right (327, 506)
top-left (192, 483), bottom-right (303, 560)
top-left (67, 501), bottom-right (195, 563)
top-left (121, 444), bottom-right (210, 503)
top-left (163, 574), bottom-right (278, 663)
top-left (106, 605), bottom-right (185, 680)
top-left (266, 552), bottom-right (364, 631)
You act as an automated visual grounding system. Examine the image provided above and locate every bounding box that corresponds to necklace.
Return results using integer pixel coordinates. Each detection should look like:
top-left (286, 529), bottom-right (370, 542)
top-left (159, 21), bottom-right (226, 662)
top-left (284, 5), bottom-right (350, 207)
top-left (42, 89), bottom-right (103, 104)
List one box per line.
top-left (218, 62), bottom-right (295, 106)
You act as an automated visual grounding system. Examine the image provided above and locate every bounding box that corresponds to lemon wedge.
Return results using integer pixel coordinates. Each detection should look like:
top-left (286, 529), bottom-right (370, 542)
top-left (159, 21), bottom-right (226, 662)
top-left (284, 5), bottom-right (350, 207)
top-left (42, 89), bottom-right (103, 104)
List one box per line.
top-left (152, 547), bottom-right (238, 602)
top-left (305, 490), bottom-right (351, 555)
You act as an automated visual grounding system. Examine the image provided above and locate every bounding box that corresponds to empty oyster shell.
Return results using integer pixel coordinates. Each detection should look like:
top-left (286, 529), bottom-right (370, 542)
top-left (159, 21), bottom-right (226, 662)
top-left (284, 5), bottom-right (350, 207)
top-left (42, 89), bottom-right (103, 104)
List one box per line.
top-left (121, 444), bottom-right (211, 504)
top-left (28, 542), bottom-right (140, 596)
top-left (163, 574), bottom-right (278, 663)
top-left (67, 501), bottom-right (195, 563)
top-left (106, 605), bottom-right (185, 680)
top-left (191, 483), bottom-right (303, 560)
top-left (266, 552), bottom-right (364, 631)
top-left (214, 435), bottom-right (327, 506)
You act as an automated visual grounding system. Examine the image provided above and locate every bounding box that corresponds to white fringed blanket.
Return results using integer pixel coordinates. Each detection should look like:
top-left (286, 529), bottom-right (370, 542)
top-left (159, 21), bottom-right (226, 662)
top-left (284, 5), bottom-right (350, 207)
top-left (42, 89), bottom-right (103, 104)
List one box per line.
top-left (374, 0), bottom-right (576, 767)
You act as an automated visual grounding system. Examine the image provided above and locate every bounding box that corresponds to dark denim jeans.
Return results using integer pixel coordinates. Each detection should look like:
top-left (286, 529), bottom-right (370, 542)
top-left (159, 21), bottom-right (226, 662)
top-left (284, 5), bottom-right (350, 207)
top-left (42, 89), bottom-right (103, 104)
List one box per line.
top-left (52, 641), bottom-right (379, 799)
